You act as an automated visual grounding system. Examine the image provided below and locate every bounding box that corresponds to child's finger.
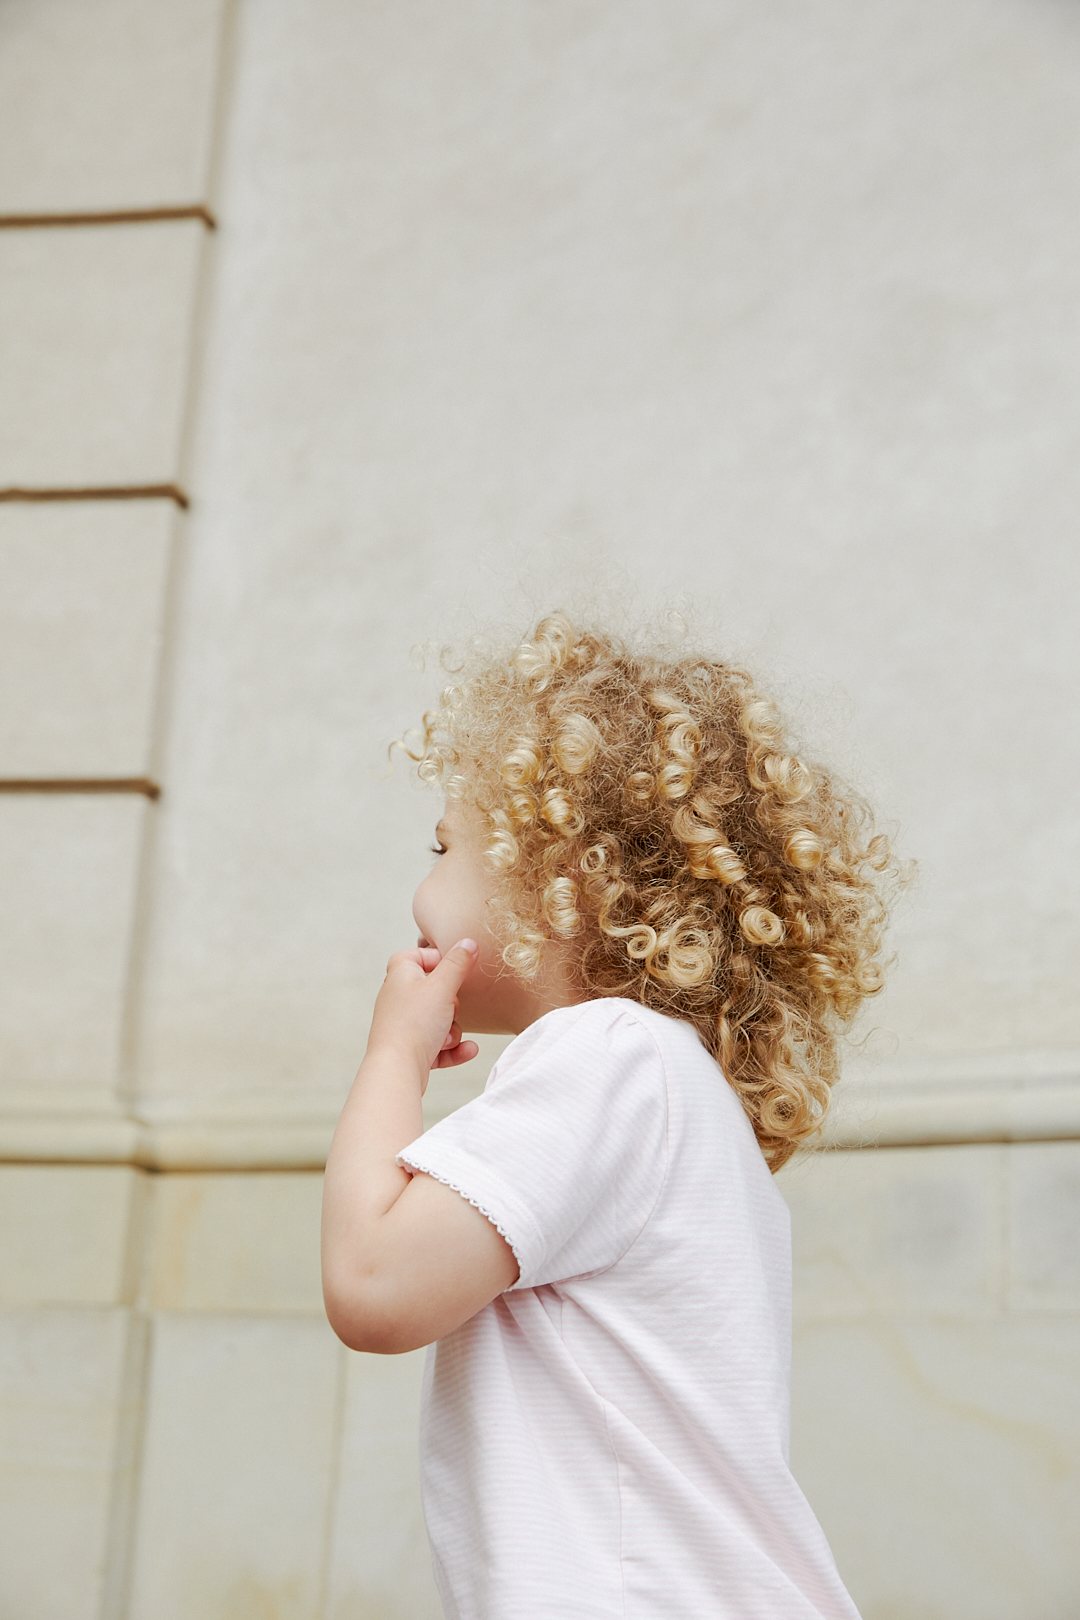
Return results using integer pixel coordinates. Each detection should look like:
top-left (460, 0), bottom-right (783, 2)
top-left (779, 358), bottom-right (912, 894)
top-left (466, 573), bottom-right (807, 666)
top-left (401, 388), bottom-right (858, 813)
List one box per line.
top-left (434, 1039), bottom-right (478, 1068)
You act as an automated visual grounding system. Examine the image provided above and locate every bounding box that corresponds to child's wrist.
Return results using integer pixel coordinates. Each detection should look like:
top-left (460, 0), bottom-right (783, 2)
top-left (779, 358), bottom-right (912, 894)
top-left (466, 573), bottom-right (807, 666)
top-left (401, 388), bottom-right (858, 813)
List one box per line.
top-left (361, 1034), bottom-right (429, 1082)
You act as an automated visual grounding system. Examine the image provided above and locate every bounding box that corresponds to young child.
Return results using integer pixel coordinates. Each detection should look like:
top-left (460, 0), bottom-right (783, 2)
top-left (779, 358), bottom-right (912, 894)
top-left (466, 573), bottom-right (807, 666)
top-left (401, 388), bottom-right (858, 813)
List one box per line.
top-left (324, 609), bottom-right (915, 1619)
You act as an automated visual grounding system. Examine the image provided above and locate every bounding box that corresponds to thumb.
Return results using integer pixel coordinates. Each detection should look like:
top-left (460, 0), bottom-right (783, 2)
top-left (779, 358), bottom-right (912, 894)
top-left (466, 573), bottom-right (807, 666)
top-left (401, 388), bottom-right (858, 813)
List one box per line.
top-left (439, 937), bottom-right (479, 978)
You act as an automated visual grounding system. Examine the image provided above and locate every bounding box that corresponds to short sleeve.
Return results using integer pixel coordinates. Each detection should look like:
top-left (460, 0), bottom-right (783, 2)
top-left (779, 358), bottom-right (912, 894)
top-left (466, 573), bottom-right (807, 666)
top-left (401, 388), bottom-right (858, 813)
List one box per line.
top-left (394, 998), bottom-right (670, 1293)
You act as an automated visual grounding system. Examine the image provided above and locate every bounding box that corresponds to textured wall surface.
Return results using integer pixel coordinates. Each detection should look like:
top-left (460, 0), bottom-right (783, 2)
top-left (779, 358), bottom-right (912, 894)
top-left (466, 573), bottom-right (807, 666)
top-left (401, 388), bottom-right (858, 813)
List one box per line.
top-left (2, 1), bottom-right (1078, 1616)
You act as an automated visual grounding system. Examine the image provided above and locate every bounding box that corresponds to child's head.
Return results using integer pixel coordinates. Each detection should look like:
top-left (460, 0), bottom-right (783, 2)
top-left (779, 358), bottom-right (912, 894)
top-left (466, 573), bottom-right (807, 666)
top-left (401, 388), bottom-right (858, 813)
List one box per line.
top-left (392, 609), bottom-right (916, 1172)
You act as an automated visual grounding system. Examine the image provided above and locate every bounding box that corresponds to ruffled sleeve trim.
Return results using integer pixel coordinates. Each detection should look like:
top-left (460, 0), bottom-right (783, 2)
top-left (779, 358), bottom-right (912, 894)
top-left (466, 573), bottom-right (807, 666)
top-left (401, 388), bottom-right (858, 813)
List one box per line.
top-left (395, 1149), bottom-right (531, 1286)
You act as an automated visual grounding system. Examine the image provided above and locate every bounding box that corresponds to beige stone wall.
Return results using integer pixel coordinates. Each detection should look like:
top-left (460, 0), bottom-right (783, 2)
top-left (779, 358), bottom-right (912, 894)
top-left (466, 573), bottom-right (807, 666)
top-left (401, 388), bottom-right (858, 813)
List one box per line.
top-left (2, 2), bottom-right (1078, 1617)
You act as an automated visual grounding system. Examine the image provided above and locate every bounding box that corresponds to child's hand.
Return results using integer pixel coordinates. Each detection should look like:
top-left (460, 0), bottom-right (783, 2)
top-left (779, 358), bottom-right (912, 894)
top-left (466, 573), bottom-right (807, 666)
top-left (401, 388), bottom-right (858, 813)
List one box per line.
top-left (365, 938), bottom-right (480, 1085)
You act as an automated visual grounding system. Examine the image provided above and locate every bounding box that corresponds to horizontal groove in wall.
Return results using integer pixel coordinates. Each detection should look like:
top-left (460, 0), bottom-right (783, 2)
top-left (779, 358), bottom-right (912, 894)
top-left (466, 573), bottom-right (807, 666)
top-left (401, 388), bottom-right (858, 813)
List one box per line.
top-left (0, 779), bottom-right (161, 798)
top-left (2, 1075), bottom-right (1078, 1169)
top-left (0, 1116), bottom-right (334, 1171)
top-left (0, 205), bottom-right (217, 229)
top-left (0, 484), bottom-right (189, 507)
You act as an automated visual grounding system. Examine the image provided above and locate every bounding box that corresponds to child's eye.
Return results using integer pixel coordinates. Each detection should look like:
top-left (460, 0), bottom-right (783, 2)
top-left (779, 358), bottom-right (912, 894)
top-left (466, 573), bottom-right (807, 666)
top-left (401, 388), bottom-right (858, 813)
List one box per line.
top-left (429, 841), bottom-right (447, 856)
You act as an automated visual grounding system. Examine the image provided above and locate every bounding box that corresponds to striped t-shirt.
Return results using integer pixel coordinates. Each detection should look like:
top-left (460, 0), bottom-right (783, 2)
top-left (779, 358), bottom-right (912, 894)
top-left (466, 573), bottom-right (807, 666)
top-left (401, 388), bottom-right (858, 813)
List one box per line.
top-left (394, 994), bottom-right (864, 1620)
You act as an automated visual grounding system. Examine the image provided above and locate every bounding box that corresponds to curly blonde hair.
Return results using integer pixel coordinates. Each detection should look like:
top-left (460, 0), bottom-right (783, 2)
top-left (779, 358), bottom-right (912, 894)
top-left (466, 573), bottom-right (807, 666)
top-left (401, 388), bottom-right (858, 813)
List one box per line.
top-left (390, 609), bottom-right (917, 1174)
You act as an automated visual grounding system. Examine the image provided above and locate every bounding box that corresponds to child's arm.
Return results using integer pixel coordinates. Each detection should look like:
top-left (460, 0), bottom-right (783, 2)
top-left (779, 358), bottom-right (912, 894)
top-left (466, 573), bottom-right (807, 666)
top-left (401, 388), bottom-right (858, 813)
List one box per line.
top-left (321, 940), bottom-right (503, 1352)
top-left (321, 1032), bottom-right (520, 1353)
top-left (332, 1162), bottom-right (521, 1353)
top-left (320, 1038), bottom-right (427, 1343)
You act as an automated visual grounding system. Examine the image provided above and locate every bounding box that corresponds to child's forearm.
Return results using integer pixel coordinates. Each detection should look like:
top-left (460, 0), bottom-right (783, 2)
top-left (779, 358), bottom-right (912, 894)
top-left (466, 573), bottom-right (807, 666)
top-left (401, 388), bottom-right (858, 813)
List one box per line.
top-left (320, 1040), bottom-right (425, 1298)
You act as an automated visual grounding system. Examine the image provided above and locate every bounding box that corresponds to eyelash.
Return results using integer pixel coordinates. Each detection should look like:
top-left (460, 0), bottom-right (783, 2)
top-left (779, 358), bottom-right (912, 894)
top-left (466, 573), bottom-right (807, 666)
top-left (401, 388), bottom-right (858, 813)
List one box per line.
top-left (429, 841), bottom-right (447, 856)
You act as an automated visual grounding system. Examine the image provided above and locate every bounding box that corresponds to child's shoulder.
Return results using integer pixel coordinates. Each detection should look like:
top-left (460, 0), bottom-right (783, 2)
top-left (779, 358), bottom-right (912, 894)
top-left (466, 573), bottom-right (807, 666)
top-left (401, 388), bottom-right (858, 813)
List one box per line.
top-left (510, 994), bottom-right (695, 1064)
top-left (489, 997), bottom-right (672, 1109)
top-left (529, 993), bottom-right (649, 1038)
top-left (494, 994), bottom-right (642, 1068)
